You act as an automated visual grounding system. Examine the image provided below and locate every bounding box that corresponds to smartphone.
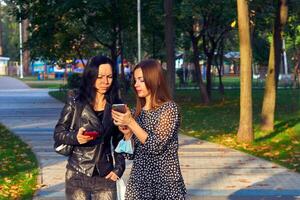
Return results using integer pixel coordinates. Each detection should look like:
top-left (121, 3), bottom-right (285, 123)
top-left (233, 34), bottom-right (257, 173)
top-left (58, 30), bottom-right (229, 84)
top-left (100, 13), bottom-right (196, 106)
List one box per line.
top-left (84, 131), bottom-right (100, 139)
top-left (112, 104), bottom-right (126, 113)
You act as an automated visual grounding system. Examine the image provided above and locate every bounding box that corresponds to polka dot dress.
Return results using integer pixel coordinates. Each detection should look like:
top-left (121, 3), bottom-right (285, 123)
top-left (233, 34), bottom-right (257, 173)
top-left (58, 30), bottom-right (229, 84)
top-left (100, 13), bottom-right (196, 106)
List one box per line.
top-left (125, 101), bottom-right (187, 200)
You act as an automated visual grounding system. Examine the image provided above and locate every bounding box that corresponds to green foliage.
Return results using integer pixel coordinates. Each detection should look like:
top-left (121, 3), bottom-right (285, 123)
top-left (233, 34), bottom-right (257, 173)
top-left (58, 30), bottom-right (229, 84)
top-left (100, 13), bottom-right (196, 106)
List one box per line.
top-left (178, 89), bottom-right (300, 172)
top-left (67, 73), bottom-right (81, 89)
top-left (0, 124), bottom-right (38, 199)
top-left (5, 0), bottom-right (137, 62)
top-left (3, 0), bottom-right (300, 68)
top-left (0, 4), bottom-right (19, 60)
top-left (252, 33), bottom-right (270, 66)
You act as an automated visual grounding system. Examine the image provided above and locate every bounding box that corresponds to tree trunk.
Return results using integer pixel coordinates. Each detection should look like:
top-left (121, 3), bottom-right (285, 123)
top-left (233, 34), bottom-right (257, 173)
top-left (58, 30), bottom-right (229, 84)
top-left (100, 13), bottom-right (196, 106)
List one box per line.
top-left (261, 40), bottom-right (276, 131)
top-left (206, 53), bottom-right (213, 97)
top-left (261, 0), bottom-right (288, 130)
top-left (110, 45), bottom-right (117, 67)
top-left (191, 35), bottom-right (210, 104)
top-left (237, 0), bottom-right (253, 143)
top-left (274, 0), bottom-right (288, 86)
top-left (22, 19), bottom-right (30, 75)
top-left (0, 3), bottom-right (3, 56)
top-left (164, 0), bottom-right (175, 97)
top-left (215, 43), bottom-right (225, 97)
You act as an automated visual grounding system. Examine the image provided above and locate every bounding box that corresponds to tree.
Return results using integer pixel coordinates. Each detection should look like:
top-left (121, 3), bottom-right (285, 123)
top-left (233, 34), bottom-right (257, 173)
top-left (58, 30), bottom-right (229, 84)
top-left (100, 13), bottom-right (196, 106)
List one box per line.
top-left (0, 2), bottom-right (3, 56)
top-left (164, 0), bottom-right (175, 96)
top-left (177, 0), bottom-right (236, 103)
top-left (261, 0), bottom-right (288, 131)
top-left (5, 0), bottom-right (137, 66)
top-left (22, 18), bottom-right (29, 74)
top-left (237, 0), bottom-right (253, 143)
top-left (0, 3), bottom-right (19, 60)
top-left (200, 0), bottom-right (236, 97)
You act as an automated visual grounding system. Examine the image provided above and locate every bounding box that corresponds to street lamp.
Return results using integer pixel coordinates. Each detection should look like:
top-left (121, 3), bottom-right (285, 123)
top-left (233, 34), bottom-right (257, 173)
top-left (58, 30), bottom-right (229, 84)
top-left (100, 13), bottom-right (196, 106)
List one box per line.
top-left (18, 5), bottom-right (23, 79)
top-left (137, 0), bottom-right (141, 62)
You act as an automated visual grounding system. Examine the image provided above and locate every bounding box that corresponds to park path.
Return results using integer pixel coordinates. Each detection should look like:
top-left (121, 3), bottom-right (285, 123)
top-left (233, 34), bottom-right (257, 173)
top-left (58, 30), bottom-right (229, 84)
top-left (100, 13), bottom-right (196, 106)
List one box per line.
top-left (0, 76), bottom-right (300, 200)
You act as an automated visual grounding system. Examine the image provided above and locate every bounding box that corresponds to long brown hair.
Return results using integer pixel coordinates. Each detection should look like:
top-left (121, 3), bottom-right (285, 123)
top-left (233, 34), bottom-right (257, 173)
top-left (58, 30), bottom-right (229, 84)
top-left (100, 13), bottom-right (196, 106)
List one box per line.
top-left (133, 59), bottom-right (172, 117)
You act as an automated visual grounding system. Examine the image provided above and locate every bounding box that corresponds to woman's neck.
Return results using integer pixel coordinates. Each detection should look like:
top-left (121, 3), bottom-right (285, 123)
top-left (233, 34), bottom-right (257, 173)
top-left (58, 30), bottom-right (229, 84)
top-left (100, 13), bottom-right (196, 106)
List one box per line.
top-left (94, 93), bottom-right (106, 111)
top-left (144, 95), bottom-right (152, 110)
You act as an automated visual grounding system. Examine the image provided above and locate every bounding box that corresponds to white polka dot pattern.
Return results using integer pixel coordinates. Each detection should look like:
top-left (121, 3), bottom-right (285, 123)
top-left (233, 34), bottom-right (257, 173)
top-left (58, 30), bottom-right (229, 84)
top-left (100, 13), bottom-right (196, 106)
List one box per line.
top-left (125, 101), bottom-right (186, 199)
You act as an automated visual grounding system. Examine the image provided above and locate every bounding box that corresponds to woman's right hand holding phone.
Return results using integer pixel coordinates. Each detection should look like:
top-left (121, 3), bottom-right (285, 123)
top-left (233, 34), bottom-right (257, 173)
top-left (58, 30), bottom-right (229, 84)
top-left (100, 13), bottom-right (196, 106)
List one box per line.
top-left (77, 127), bottom-right (93, 144)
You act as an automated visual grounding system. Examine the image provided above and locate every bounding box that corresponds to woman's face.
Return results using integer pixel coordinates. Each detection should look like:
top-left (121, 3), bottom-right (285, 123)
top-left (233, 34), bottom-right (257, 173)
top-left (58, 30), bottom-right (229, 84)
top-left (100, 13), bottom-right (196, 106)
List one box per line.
top-left (94, 64), bottom-right (113, 94)
top-left (134, 68), bottom-right (150, 98)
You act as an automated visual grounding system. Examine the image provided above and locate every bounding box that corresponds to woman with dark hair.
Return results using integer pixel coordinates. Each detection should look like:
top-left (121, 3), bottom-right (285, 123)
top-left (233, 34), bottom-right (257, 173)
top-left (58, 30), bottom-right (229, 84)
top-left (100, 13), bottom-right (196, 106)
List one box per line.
top-left (112, 59), bottom-right (186, 199)
top-left (54, 55), bottom-right (125, 200)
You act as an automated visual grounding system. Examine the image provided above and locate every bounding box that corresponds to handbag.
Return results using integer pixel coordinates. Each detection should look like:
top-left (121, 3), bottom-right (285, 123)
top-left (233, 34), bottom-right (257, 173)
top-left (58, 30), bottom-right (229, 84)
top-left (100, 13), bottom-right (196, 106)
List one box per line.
top-left (116, 178), bottom-right (126, 200)
top-left (54, 98), bottom-right (78, 156)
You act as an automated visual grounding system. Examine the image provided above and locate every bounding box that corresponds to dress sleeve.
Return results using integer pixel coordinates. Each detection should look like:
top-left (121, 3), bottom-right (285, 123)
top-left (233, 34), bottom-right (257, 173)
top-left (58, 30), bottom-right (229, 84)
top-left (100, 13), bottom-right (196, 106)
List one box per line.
top-left (141, 102), bottom-right (180, 155)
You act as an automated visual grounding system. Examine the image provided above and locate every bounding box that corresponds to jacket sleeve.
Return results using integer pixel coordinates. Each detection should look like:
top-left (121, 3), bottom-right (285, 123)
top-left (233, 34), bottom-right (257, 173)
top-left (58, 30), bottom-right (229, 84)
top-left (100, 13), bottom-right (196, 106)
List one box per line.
top-left (53, 98), bottom-right (80, 145)
top-left (112, 125), bottom-right (126, 178)
top-left (141, 102), bottom-right (180, 155)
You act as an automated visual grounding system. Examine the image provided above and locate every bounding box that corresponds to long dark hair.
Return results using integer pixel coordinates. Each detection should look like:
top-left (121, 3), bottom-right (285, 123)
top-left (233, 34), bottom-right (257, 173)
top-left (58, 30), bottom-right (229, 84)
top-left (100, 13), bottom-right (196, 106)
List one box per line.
top-left (78, 55), bottom-right (119, 105)
top-left (133, 59), bottom-right (172, 117)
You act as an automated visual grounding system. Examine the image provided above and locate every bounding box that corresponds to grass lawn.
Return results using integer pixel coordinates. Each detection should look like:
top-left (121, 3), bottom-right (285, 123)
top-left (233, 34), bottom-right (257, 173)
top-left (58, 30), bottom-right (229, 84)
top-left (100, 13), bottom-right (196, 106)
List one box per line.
top-left (0, 124), bottom-right (39, 199)
top-left (49, 88), bottom-right (300, 172)
top-left (17, 75), bottom-right (66, 89)
top-left (177, 89), bottom-right (300, 172)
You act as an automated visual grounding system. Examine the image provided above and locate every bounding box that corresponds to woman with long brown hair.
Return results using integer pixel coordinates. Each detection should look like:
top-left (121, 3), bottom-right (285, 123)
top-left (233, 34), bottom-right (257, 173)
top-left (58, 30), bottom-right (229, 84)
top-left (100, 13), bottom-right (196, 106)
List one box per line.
top-left (112, 59), bottom-right (186, 199)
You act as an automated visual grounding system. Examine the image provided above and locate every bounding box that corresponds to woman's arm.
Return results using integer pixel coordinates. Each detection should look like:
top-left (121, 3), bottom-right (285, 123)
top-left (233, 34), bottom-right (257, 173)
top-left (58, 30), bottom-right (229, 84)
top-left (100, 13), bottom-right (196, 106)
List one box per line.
top-left (112, 102), bottom-right (180, 155)
top-left (53, 98), bottom-right (81, 145)
top-left (112, 106), bottom-right (148, 144)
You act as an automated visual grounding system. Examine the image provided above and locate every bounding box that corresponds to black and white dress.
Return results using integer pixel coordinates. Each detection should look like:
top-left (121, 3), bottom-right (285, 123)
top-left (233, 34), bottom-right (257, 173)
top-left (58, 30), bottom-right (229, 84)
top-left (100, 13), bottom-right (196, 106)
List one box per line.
top-left (125, 101), bottom-right (186, 200)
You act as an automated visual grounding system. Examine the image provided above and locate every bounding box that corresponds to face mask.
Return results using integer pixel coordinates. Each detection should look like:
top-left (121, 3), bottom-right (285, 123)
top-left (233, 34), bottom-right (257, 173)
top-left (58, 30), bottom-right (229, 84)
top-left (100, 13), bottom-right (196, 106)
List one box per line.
top-left (115, 137), bottom-right (134, 154)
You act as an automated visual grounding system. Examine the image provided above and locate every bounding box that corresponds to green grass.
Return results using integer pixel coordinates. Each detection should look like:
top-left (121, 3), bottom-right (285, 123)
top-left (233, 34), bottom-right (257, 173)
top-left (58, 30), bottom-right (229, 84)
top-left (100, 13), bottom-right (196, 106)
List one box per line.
top-left (25, 83), bottom-right (63, 89)
top-left (49, 90), bottom-right (68, 102)
top-left (177, 89), bottom-right (300, 172)
top-left (0, 124), bottom-right (39, 200)
top-left (17, 75), bottom-right (66, 89)
top-left (49, 88), bottom-right (300, 172)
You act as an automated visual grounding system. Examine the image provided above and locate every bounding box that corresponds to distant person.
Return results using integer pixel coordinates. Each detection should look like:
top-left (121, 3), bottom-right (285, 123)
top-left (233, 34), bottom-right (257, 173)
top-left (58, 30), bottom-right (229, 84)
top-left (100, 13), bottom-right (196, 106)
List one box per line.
top-left (112, 59), bottom-right (187, 199)
top-left (123, 60), bottom-right (132, 94)
top-left (54, 55), bottom-right (125, 200)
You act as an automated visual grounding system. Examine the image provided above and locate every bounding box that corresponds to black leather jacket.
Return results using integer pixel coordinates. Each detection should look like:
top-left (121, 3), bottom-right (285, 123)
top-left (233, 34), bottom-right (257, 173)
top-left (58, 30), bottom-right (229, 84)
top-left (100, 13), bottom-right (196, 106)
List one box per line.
top-left (54, 96), bottom-right (125, 178)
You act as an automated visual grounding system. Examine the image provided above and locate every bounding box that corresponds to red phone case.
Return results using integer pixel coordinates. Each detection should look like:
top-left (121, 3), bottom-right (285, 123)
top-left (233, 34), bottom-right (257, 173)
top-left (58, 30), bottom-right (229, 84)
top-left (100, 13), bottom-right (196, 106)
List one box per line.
top-left (84, 131), bottom-right (99, 138)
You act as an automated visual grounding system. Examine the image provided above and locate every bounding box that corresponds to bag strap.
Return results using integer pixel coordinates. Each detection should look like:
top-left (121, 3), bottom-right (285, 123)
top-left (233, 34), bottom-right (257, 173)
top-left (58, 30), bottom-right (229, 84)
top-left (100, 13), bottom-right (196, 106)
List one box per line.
top-left (69, 97), bottom-right (77, 131)
top-left (111, 139), bottom-right (116, 167)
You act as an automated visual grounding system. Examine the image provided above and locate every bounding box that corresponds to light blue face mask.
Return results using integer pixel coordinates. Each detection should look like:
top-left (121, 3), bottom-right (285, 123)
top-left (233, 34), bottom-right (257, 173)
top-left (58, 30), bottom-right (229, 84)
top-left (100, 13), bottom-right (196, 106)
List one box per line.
top-left (115, 138), bottom-right (134, 154)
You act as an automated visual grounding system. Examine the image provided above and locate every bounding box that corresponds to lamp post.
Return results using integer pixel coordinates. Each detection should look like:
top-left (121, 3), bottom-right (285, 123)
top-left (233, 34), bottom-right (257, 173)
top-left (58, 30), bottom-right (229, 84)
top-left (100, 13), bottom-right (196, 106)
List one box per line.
top-left (18, 5), bottom-right (23, 79)
top-left (137, 0), bottom-right (141, 62)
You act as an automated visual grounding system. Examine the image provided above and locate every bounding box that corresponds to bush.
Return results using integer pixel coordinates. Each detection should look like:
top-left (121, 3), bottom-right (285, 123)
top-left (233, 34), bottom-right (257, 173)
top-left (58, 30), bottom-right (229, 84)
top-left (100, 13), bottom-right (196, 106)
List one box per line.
top-left (67, 73), bottom-right (82, 89)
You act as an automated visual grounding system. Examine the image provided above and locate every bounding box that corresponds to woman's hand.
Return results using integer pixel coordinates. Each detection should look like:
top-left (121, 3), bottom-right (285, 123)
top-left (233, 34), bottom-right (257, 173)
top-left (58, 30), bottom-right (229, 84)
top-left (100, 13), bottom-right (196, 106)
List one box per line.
top-left (112, 105), bottom-right (133, 126)
top-left (76, 127), bottom-right (93, 144)
top-left (105, 171), bottom-right (119, 182)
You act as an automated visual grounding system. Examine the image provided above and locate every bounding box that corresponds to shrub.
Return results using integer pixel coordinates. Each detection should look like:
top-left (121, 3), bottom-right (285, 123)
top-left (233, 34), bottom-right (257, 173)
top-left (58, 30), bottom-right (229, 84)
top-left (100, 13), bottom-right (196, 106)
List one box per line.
top-left (67, 73), bottom-right (82, 89)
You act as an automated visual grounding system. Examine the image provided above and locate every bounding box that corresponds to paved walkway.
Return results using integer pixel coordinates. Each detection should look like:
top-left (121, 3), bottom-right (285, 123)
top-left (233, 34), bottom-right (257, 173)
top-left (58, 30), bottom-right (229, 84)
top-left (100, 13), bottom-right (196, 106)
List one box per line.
top-left (0, 76), bottom-right (300, 200)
